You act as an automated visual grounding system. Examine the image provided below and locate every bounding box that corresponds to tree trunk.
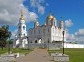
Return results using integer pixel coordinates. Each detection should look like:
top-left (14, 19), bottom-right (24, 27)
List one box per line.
top-left (1, 47), bottom-right (3, 50)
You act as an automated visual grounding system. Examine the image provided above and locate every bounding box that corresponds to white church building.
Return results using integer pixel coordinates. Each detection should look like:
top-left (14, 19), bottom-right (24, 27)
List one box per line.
top-left (13, 9), bottom-right (28, 48)
top-left (13, 9), bottom-right (84, 49)
top-left (28, 14), bottom-right (66, 44)
top-left (13, 8), bottom-right (66, 48)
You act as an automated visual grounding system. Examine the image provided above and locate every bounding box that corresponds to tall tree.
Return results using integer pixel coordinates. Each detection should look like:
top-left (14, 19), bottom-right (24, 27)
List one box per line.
top-left (0, 25), bottom-right (11, 50)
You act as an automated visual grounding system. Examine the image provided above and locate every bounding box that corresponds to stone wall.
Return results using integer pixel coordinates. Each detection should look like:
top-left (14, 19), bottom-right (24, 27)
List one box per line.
top-left (64, 43), bottom-right (84, 48)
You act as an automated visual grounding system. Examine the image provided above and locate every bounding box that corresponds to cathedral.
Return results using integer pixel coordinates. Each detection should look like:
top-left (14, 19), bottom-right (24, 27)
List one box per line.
top-left (13, 9), bottom-right (28, 48)
top-left (13, 9), bottom-right (66, 48)
top-left (28, 14), bottom-right (66, 44)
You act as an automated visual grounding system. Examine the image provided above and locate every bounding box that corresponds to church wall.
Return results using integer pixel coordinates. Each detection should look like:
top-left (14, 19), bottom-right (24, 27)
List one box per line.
top-left (50, 26), bottom-right (64, 42)
top-left (28, 14), bottom-right (66, 47)
top-left (28, 26), bottom-right (52, 43)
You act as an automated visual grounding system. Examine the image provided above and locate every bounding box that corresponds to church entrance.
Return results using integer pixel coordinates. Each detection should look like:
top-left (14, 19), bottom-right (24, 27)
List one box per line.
top-left (35, 40), bottom-right (38, 43)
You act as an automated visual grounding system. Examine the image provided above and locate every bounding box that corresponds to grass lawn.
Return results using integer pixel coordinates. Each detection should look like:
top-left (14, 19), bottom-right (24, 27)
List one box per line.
top-left (11, 48), bottom-right (32, 54)
top-left (48, 48), bottom-right (84, 62)
top-left (0, 48), bottom-right (32, 55)
top-left (0, 48), bottom-right (8, 54)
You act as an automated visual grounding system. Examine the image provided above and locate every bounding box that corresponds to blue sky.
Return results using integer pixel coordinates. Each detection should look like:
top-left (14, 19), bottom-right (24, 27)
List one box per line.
top-left (0, 0), bottom-right (84, 42)
top-left (23, 0), bottom-right (84, 34)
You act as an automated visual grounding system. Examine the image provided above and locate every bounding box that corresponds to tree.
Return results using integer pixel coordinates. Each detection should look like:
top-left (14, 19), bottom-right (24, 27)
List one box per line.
top-left (0, 25), bottom-right (11, 50)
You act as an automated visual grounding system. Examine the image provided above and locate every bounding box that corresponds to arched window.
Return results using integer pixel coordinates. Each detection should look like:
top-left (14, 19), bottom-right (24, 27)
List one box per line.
top-left (35, 40), bottom-right (37, 43)
top-left (48, 28), bottom-right (49, 32)
top-left (48, 38), bottom-right (49, 43)
top-left (23, 26), bottom-right (25, 30)
top-left (39, 30), bottom-right (40, 34)
top-left (34, 30), bottom-right (36, 34)
top-left (19, 33), bottom-right (20, 36)
top-left (19, 26), bottom-right (21, 29)
top-left (31, 31), bottom-right (32, 34)
top-left (43, 29), bottom-right (45, 33)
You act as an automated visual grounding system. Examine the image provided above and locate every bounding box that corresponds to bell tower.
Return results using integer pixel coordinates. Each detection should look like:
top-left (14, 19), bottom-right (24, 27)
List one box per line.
top-left (18, 9), bottom-right (27, 38)
top-left (14, 9), bottom-right (28, 48)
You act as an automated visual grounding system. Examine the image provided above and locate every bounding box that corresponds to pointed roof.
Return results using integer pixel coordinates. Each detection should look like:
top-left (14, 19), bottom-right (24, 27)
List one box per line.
top-left (20, 8), bottom-right (24, 20)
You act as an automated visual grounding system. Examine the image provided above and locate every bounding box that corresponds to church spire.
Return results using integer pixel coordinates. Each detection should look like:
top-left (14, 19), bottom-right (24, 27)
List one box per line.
top-left (20, 8), bottom-right (24, 20)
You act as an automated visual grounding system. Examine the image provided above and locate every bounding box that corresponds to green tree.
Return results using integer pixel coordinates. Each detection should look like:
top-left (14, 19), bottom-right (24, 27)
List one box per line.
top-left (0, 25), bottom-right (11, 50)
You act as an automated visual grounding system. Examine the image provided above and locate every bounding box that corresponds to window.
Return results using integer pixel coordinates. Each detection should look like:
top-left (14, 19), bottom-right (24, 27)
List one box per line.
top-left (43, 29), bottom-right (45, 33)
top-left (23, 26), bottom-right (25, 30)
top-left (34, 30), bottom-right (36, 34)
top-left (35, 40), bottom-right (37, 43)
top-left (48, 28), bottom-right (49, 32)
top-left (19, 33), bottom-right (20, 36)
top-left (48, 38), bottom-right (49, 43)
top-left (54, 22), bottom-right (55, 25)
top-left (19, 26), bottom-right (21, 29)
top-left (39, 30), bottom-right (40, 34)
top-left (51, 21), bottom-right (53, 25)
top-left (31, 31), bottom-right (32, 34)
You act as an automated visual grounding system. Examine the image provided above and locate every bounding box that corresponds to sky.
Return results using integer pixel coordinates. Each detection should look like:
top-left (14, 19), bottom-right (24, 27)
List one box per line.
top-left (0, 0), bottom-right (84, 43)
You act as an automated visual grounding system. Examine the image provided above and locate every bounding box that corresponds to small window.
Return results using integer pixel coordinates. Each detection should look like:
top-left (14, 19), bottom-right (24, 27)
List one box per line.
top-left (19, 33), bottom-right (20, 36)
top-left (48, 28), bottom-right (49, 32)
top-left (54, 22), bottom-right (55, 25)
top-left (51, 21), bottom-right (53, 25)
top-left (23, 26), bottom-right (25, 29)
top-left (34, 30), bottom-right (36, 34)
top-left (35, 40), bottom-right (37, 43)
top-left (43, 29), bottom-right (45, 33)
top-left (19, 26), bottom-right (21, 29)
top-left (39, 30), bottom-right (40, 34)
top-left (31, 31), bottom-right (32, 34)
top-left (48, 38), bottom-right (49, 43)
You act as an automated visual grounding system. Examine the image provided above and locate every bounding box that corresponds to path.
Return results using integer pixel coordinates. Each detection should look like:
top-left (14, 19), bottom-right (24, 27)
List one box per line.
top-left (16, 48), bottom-right (53, 62)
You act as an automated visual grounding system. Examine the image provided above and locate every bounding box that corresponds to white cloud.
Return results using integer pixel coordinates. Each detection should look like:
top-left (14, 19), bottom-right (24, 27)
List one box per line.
top-left (66, 32), bottom-right (75, 42)
top-left (46, 3), bottom-right (49, 6)
top-left (30, 0), bottom-right (46, 14)
top-left (0, 0), bottom-right (38, 25)
top-left (65, 19), bottom-right (73, 27)
top-left (75, 29), bottom-right (84, 43)
top-left (28, 12), bottom-right (38, 21)
top-left (75, 29), bottom-right (84, 36)
top-left (65, 19), bottom-right (84, 43)
top-left (66, 28), bottom-right (84, 44)
top-left (66, 33), bottom-right (75, 40)
top-left (38, 5), bottom-right (45, 14)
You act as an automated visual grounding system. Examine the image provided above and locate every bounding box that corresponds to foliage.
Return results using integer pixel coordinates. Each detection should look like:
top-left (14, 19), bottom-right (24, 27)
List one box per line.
top-left (0, 25), bottom-right (11, 50)
top-left (6, 39), bottom-right (13, 44)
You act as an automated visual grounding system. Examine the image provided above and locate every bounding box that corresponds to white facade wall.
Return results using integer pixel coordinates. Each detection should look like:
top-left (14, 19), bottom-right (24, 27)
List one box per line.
top-left (28, 26), bottom-right (52, 43)
top-left (28, 25), bottom-right (65, 43)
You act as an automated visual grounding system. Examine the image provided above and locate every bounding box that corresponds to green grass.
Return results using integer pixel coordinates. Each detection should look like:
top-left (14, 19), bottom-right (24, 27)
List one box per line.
top-left (0, 48), bottom-right (8, 54)
top-left (48, 48), bottom-right (84, 62)
top-left (0, 48), bottom-right (32, 55)
top-left (11, 48), bottom-right (32, 54)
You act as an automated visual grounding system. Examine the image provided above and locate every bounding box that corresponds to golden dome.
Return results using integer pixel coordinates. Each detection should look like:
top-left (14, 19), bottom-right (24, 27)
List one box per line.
top-left (47, 14), bottom-right (54, 20)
